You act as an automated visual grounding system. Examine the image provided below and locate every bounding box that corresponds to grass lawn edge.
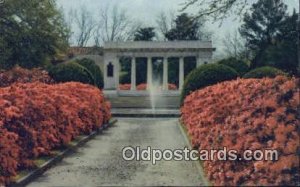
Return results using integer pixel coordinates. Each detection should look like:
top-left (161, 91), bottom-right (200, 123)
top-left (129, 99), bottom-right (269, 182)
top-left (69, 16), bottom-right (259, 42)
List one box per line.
top-left (177, 119), bottom-right (212, 186)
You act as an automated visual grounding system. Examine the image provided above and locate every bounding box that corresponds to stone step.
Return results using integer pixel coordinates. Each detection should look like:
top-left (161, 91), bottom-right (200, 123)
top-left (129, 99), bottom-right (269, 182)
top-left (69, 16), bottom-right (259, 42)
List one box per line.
top-left (108, 96), bottom-right (181, 109)
top-left (111, 108), bottom-right (180, 118)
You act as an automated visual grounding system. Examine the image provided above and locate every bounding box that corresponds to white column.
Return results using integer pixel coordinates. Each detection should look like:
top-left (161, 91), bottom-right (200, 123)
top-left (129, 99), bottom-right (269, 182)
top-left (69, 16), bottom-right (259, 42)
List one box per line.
top-left (115, 57), bottom-right (120, 90)
top-left (147, 57), bottom-right (152, 90)
top-left (197, 57), bottom-right (202, 67)
top-left (104, 61), bottom-right (108, 89)
top-left (179, 57), bottom-right (184, 90)
top-left (131, 57), bottom-right (136, 91)
top-left (163, 57), bottom-right (168, 90)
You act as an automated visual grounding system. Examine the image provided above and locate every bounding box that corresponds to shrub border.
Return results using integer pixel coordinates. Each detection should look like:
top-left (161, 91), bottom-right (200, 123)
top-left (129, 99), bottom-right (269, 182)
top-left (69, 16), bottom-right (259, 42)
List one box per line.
top-left (10, 119), bottom-right (118, 187)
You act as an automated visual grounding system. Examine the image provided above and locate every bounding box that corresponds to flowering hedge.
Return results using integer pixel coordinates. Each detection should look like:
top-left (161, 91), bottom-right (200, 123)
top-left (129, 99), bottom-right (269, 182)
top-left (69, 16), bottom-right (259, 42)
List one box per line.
top-left (168, 84), bottom-right (177, 90)
top-left (137, 83), bottom-right (147, 90)
top-left (0, 66), bottom-right (54, 87)
top-left (181, 76), bottom-right (299, 186)
top-left (119, 84), bottom-right (131, 90)
top-left (0, 82), bottom-right (111, 185)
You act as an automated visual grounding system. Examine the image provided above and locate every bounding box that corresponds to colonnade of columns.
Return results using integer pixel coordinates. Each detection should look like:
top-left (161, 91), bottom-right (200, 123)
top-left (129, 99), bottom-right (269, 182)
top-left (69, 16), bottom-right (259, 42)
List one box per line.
top-left (116, 56), bottom-right (208, 91)
top-left (126, 56), bottom-right (188, 91)
top-left (115, 57), bottom-right (210, 91)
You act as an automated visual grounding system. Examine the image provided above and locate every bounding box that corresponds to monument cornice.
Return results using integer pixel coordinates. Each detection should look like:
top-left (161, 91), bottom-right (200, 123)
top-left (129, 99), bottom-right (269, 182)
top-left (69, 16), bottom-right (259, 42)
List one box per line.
top-left (104, 48), bottom-right (215, 53)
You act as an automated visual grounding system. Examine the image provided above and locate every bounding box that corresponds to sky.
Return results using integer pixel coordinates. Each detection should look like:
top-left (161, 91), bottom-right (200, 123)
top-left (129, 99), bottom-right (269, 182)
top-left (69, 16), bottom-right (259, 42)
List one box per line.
top-left (56, 0), bottom-right (299, 58)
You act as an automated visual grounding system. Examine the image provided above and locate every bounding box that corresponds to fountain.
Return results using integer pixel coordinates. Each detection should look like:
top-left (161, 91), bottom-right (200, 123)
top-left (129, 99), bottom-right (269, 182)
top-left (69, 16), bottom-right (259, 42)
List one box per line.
top-left (149, 80), bottom-right (160, 114)
top-left (149, 59), bottom-right (164, 114)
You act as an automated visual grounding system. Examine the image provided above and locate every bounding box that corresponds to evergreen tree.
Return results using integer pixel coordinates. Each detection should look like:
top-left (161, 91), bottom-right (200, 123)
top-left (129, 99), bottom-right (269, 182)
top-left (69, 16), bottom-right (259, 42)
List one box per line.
top-left (239, 0), bottom-right (288, 68)
top-left (165, 13), bottom-right (204, 41)
top-left (261, 10), bottom-right (298, 75)
top-left (134, 27), bottom-right (156, 41)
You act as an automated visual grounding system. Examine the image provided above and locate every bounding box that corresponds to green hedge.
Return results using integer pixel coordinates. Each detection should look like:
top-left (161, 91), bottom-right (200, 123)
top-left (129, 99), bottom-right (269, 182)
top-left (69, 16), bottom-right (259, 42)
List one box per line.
top-left (76, 58), bottom-right (104, 89)
top-left (243, 66), bottom-right (287, 79)
top-left (181, 64), bottom-right (238, 103)
top-left (48, 62), bottom-right (95, 85)
top-left (218, 57), bottom-right (249, 76)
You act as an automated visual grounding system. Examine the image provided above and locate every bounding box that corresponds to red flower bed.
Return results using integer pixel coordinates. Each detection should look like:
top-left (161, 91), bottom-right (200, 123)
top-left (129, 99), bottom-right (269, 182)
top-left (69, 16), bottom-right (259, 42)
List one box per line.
top-left (168, 83), bottom-right (177, 90)
top-left (137, 83), bottom-right (147, 90)
top-left (0, 82), bottom-right (111, 185)
top-left (181, 76), bottom-right (299, 186)
top-left (0, 66), bottom-right (54, 87)
top-left (119, 84), bottom-right (131, 90)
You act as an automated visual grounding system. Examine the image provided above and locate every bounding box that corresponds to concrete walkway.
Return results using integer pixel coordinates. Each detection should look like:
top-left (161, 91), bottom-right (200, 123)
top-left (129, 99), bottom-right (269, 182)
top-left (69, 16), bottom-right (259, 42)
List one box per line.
top-left (27, 118), bottom-right (207, 186)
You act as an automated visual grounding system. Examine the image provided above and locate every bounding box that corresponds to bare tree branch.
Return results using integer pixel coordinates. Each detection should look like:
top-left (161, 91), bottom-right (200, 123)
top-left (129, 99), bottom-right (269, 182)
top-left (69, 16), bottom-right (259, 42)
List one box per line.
top-left (72, 6), bottom-right (96, 47)
top-left (65, 9), bottom-right (75, 45)
top-left (155, 11), bottom-right (176, 40)
top-left (93, 24), bottom-right (102, 47)
top-left (95, 4), bottom-right (141, 44)
top-left (181, 0), bottom-right (252, 22)
top-left (222, 30), bottom-right (249, 60)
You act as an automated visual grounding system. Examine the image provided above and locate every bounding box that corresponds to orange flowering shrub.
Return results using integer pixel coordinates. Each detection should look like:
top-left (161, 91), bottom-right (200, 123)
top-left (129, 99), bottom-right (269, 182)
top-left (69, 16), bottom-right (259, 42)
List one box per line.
top-left (137, 83), bottom-right (147, 90)
top-left (181, 76), bottom-right (300, 186)
top-left (0, 129), bottom-right (20, 185)
top-left (0, 66), bottom-right (54, 87)
top-left (168, 83), bottom-right (177, 90)
top-left (0, 82), bottom-right (111, 185)
top-left (119, 84), bottom-right (131, 90)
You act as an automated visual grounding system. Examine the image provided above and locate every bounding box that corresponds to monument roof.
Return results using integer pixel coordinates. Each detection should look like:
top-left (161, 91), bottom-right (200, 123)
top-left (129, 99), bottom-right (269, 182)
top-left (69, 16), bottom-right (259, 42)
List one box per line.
top-left (68, 47), bottom-right (103, 56)
top-left (104, 41), bottom-right (215, 50)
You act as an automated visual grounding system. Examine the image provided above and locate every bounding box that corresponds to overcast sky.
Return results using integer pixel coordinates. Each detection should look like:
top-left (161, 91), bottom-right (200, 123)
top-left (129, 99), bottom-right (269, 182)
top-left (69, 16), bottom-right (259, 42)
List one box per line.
top-left (56, 0), bottom-right (299, 58)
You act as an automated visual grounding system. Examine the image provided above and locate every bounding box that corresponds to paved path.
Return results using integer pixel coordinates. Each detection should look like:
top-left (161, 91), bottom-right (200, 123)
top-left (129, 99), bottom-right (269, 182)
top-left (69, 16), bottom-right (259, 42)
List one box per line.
top-left (27, 118), bottom-right (206, 186)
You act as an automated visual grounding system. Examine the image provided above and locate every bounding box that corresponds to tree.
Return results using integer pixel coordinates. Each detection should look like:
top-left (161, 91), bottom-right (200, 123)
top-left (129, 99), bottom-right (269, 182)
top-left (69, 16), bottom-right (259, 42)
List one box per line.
top-left (0, 0), bottom-right (69, 69)
top-left (239, 0), bottom-right (289, 68)
top-left (297, 0), bottom-right (300, 74)
top-left (222, 30), bottom-right (249, 60)
top-left (165, 13), bottom-right (205, 41)
top-left (181, 0), bottom-right (251, 21)
top-left (298, 2), bottom-right (300, 74)
top-left (72, 6), bottom-right (96, 47)
top-left (94, 4), bottom-right (141, 44)
top-left (93, 24), bottom-right (102, 47)
top-left (134, 27), bottom-right (156, 41)
top-left (65, 9), bottom-right (75, 46)
top-left (259, 10), bottom-right (298, 75)
top-left (182, 0), bottom-right (300, 75)
top-left (156, 11), bottom-right (176, 40)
